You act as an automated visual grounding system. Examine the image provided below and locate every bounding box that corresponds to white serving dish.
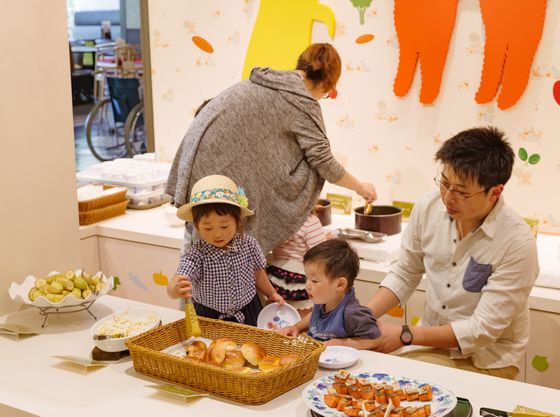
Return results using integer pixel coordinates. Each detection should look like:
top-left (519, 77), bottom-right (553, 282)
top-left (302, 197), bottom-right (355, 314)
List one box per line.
top-left (162, 203), bottom-right (185, 227)
top-left (318, 345), bottom-right (359, 369)
top-left (257, 302), bottom-right (300, 331)
top-left (8, 271), bottom-right (114, 308)
top-left (91, 309), bottom-right (161, 352)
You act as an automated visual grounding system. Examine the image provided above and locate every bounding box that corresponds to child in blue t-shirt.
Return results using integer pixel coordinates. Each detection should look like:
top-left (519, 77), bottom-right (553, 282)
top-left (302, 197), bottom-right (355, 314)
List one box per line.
top-left (279, 239), bottom-right (381, 349)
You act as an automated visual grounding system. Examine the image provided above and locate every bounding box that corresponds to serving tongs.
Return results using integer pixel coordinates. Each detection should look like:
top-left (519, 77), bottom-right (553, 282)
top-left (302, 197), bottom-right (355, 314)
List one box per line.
top-left (337, 228), bottom-right (386, 243)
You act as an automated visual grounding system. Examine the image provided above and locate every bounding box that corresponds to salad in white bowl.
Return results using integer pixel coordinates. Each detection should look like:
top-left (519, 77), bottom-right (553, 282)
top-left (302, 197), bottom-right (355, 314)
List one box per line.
top-left (91, 309), bottom-right (161, 352)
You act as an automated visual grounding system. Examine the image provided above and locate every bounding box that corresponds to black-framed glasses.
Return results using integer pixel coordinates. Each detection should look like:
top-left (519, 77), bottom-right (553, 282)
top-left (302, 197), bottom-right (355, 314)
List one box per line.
top-left (434, 175), bottom-right (490, 201)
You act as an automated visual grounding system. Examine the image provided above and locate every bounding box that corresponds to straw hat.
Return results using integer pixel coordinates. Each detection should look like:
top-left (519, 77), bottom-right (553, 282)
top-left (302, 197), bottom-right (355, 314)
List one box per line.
top-left (177, 175), bottom-right (254, 222)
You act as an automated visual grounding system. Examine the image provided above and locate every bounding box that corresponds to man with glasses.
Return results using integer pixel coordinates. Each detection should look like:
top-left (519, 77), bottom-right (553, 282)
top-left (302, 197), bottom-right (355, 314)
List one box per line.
top-left (366, 126), bottom-right (538, 379)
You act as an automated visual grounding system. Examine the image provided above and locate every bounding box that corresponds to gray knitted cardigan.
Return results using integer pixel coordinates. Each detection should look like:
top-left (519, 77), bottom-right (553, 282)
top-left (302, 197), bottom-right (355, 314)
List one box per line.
top-left (165, 68), bottom-right (345, 253)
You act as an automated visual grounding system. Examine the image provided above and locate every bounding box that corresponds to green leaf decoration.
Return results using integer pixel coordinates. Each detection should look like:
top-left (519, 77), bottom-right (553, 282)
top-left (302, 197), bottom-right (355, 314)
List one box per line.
top-left (531, 355), bottom-right (549, 372)
top-left (112, 276), bottom-right (121, 290)
top-left (528, 154), bottom-right (541, 165)
top-left (518, 147), bottom-right (528, 161)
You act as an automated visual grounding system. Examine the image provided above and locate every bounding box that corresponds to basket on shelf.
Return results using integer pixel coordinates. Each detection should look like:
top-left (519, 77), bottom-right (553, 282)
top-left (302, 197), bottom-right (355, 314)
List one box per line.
top-left (78, 185), bottom-right (128, 211)
top-left (79, 200), bottom-right (128, 225)
top-left (126, 317), bottom-right (325, 405)
top-left (78, 185), bottom-right (128, 225)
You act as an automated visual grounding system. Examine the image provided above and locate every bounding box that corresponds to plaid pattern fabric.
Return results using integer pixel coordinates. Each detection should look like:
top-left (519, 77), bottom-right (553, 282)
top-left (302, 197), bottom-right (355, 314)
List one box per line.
top-left (177, 233), bottom-right (266, 322)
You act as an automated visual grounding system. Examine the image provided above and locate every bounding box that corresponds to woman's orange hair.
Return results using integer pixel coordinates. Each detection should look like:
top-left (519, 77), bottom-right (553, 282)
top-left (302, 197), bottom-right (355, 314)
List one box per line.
top-left (296, 43), bottom-right (341, 92)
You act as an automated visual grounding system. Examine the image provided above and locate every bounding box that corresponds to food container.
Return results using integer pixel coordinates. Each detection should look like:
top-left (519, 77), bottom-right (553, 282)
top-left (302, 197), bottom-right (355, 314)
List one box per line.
top-left (314, 198), bottom-right (331, 226)
top-left (91, 309), bottom-right (161, 352)
top-left (127, 316), bottom-right (324, 405)
top-left (126, 189), bottom-right (170, 210)
top-left (355, 205), bottom-right (403, 235)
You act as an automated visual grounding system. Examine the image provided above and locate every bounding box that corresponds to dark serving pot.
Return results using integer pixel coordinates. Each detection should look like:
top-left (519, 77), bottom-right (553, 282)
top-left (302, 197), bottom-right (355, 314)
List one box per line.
top-left (314, 198), bottom-right (331, 226)
top-left (355, 205), bottom-right (403, 235)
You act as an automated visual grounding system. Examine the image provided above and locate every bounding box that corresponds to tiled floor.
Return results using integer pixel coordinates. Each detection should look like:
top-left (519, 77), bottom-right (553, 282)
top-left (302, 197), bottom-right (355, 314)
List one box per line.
top-left (73, 103), bottom-right (99, 172)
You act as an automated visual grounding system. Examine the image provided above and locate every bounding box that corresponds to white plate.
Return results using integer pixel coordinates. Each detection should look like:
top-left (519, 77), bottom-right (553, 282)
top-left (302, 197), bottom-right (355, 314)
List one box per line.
top-left (319, 346), bottom-right (359, 369)
top-left (257, 302), bottom-right (300, 331)
top-left (302, 371), bottom-right (457, 417)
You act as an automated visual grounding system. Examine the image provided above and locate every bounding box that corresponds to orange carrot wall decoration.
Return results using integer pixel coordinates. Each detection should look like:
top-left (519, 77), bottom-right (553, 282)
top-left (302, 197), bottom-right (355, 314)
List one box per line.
top-left (475, 0), bottom-right (546, 110)
top-left (393, 0), bottom-right (458, 104)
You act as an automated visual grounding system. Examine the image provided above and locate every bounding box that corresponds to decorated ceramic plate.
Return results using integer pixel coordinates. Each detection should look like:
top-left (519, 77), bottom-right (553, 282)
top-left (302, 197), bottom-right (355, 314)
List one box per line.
top-left (319, 346), bottom-right (359, 369)
top-left (257, 302), bottom-right (300, 331)
top-left (302, 371), bottom-right (457, 417)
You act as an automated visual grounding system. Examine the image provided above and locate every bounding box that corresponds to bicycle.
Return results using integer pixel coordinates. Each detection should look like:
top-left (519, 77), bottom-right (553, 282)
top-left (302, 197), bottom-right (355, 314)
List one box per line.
top-left (84, 44), bottom-right (146, 161)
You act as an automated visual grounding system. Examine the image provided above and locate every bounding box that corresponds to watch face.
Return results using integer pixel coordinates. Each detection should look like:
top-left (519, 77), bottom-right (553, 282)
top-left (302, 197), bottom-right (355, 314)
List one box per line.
top-left (401, 331), bottom-right (413, 344)
top-left (400, 325), bottom-right (413, 345)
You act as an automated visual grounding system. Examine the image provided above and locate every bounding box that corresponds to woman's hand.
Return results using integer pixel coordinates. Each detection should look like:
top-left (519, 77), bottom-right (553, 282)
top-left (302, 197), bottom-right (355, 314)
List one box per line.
top-left (278, 325), bottom-right (299, 336)
top-left (358, 182), bottom-right (377, 202)
top-left (167, 275), bottom-right (192, 299)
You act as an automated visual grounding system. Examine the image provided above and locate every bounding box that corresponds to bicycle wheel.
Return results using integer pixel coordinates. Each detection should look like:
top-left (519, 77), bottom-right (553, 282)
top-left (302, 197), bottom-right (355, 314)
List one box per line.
top-left (124, 102), bottom-right (146, 157)
top-left (85, 98), bottom-right (129, 161)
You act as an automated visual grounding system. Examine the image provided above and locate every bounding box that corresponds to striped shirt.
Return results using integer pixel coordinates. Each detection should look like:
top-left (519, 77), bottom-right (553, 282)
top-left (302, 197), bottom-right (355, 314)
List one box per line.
top-left (176, 233), bottom-right (267, 323)
top-left (272, 214), bottom-right (326, 261)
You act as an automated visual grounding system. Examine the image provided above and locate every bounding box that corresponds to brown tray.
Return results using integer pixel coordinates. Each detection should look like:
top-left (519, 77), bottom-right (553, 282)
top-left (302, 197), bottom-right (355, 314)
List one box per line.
top-left (126, 317), bottom-right (325, 405)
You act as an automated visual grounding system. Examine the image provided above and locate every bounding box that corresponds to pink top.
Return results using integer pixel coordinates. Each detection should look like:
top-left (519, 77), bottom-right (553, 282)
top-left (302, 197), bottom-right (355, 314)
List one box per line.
top-left (272, 214), bottom-right (326, 261)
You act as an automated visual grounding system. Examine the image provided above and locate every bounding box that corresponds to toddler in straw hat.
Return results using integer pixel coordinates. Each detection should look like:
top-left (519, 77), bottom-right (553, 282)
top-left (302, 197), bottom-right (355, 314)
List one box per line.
top-left (167, 175), bottom-right (284, 326)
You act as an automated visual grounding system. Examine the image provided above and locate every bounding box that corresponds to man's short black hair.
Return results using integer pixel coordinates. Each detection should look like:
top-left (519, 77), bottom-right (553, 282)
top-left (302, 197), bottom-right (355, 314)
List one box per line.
top-left (303, 238), bottom-right (359, 288)
top-left (435, 126), bottom-right (514, 189)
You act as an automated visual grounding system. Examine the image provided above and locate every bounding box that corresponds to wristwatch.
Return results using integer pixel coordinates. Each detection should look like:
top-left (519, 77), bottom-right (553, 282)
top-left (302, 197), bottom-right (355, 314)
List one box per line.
top-left (400, 324), bottom-right (413, 346)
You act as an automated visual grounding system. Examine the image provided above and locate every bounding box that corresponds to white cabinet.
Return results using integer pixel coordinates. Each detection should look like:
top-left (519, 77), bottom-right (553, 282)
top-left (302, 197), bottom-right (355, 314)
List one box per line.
top-left (98, 237), bottom-right (181, 309)
top-left (525, 309), bottom-right (560, 388)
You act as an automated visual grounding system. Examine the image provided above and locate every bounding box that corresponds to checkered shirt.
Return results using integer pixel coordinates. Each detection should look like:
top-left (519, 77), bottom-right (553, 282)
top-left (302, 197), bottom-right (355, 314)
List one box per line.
top-left (176, 233), bottom-right (266, 322)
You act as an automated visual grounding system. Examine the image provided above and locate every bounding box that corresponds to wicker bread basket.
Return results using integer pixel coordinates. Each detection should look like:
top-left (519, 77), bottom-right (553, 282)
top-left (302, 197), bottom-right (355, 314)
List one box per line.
top-left (78, 185), bottom-right (128, 211)
top-left (126, 317), bottom-right (325, 405)
top-left (78, 200), bottom-right (128, 225)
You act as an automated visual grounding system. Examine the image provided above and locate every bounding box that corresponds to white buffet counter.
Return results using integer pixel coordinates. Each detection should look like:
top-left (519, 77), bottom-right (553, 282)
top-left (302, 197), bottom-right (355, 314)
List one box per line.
top-left (75, 207), bottom-right (560, 389)
top-left (79, 207), bottom-right (560, 313)
top-left (1, 295), bottom-right (559, 417)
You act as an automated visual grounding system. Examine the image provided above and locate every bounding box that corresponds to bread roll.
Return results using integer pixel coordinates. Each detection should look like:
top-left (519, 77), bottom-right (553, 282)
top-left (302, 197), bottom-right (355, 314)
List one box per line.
top-left (279, 353), bottom-right (299, 366)
top-left (208, 338), bottom-right (237, 365)
top-left (241, 342), bottom-right (266, 366)
top-left (222, 349), bottom-right (246, 370)
top-left (258, 355), bottom-right (281, 372)
top-left (186, 340), bottom-right (208, 361)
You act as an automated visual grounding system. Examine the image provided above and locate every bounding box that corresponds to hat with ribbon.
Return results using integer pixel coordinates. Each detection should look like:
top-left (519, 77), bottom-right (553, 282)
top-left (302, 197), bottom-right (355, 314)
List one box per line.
top-left (177, 175), bottom-right (254, 221)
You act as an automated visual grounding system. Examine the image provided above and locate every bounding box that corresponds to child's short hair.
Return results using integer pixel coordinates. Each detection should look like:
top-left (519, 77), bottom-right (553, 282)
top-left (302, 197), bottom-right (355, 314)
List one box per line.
top-left (303, 239), bottom-right (359, 287)
top-left (192, 203), bottom-right (243, 232)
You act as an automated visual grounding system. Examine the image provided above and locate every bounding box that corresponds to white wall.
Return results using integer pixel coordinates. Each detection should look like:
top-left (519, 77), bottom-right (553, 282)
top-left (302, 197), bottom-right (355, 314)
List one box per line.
top-left (147, 0), bottom-right (560, 234)
top-left (0, 0), bottom-right (81, 315)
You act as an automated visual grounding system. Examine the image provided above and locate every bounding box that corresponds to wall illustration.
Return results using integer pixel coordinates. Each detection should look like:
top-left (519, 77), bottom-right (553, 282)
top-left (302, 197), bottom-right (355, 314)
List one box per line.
top-left (241, 0), bottom-right (336, 79)
top-left (350, 0), bottom-right (373, 25)
top-left (393, 0), bottom-right (459, 104)
top-left (475, 0), bottom-right (547, 110)
top-left (148, 0), bottom-right (560, 236)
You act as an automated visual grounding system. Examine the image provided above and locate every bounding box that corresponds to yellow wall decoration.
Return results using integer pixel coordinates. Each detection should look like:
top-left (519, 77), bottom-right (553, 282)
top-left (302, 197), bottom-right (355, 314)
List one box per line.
top-left (152, 271), bottom-right (169, 286)
top-left (242, 0), bottom-right (336, 80)
top-left (387, 304), bottom-right (405, 318)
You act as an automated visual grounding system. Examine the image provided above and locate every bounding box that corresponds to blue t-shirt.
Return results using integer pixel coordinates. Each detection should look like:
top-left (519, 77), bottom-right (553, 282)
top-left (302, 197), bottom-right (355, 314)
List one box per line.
top-left (307, 288), bottom-right (381, 341)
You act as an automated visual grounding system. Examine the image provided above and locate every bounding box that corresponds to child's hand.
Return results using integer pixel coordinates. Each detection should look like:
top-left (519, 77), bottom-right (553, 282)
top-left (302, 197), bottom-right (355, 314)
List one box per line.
top-left (278, 325), bottom-right (299, 336)
top-left (268, 292), bottom-right (285, 305)
top-left (167, 275), bottom-right (192, 299)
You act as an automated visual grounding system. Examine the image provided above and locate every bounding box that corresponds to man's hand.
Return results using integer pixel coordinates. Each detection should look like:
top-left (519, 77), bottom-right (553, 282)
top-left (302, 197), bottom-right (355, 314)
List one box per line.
top-left (370, 321), bottom-right (407, 353)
